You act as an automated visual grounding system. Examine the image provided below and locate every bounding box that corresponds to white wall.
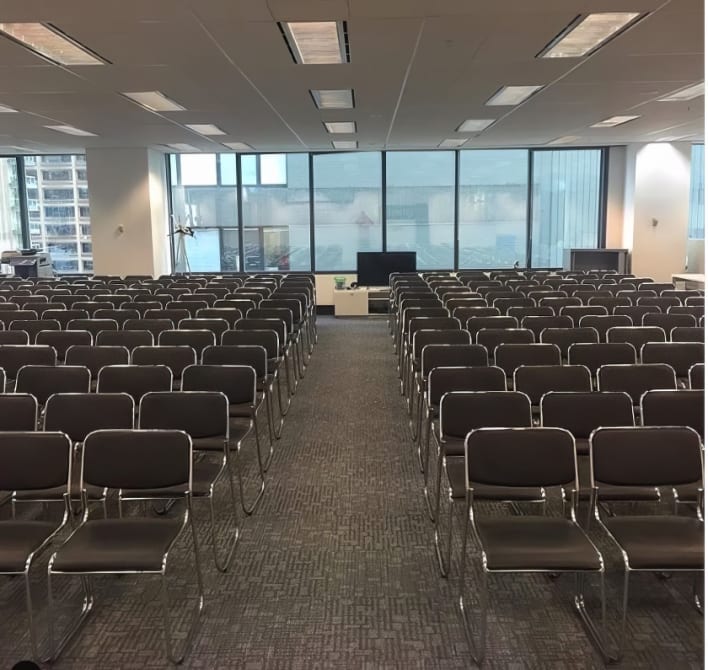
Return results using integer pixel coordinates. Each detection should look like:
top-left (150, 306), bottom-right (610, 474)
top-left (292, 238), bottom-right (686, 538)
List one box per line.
top-left (86, 147), bottom-right (170, 277)
top-left (624, 143), bottom-right (692, 281)
top-left (605, 146), bottom-right (626, 249)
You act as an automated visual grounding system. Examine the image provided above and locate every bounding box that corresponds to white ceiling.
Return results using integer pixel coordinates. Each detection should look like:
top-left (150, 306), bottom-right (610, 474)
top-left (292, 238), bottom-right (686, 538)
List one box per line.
top-left (0, 0), bottom-right (703, 154)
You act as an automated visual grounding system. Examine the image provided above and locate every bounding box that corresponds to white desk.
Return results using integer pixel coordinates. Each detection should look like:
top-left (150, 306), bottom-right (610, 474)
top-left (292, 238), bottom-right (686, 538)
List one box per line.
top-left (672, 273), bottom-right (705, 290)
top-left (333, 287), bottom-right (389, 316)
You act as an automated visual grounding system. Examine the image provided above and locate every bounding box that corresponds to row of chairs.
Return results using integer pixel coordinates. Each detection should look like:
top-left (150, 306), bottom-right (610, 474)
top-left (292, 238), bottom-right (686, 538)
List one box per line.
top-left (389, 272), bottom-right (704, 663)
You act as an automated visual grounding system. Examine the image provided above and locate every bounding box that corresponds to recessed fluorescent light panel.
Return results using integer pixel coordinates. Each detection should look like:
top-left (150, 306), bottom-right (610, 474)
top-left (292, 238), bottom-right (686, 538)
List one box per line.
top-left (222, 142), bottom-right (254, 151)
top-left (547, 135), bottom-right (581, 145)
top-left (439, 138), bottom-right (467, 148)
top-left (486, 85), bottom-right (543, 106)
top-left (167, 143), bottom-right (198, 152)
top-left (332, 140), bottom-right (357, 150)
top-left (591, 115), bottom-right (640, 128)
top-left (280, 21), bottom-right (349, 64)
top-left (123, 91), bottom-right (186, 112)
top-left (185, 124), bottom-right (226, 136)
top-left (539, 13), bottom-right (641, 59)
top-left (45, 124), bottom-right (97, 137)
top-left (0, 22), bottom-right (105, 65)
top-left (457, 119), bottom-right (495, 132)
top-left (658, 82), bottom-right (705, 102)
top-left (311, 89), bottom-right (354, 109)
top-left (324, 121), bottom-right (356, 134)
top-left (0, 104), bottom-right (17, 113)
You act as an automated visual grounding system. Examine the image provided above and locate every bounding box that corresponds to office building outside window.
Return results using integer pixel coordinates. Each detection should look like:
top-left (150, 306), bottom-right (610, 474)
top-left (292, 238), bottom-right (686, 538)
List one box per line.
top-left (0, 157), bottom-right (23, 252)
top-left (24, 154), bottom-right (93, 273)
top-left (688, 144), bottom-right (704, 240)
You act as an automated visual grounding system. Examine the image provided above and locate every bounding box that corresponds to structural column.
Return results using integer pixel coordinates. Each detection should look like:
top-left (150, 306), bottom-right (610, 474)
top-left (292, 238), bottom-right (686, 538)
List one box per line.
top-left (86, 147), bottom-right (170, 277)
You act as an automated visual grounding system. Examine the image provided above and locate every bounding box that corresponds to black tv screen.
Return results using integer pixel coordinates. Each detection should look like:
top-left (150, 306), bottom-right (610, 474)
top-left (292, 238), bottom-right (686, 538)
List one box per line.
top-left (357, 252), bottom-right (416, 286)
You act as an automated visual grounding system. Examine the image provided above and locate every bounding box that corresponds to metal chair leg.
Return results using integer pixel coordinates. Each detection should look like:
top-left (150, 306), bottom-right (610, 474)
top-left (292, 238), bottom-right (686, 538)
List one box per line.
top-left (574, 570), bottom-right (614, 663)
top-left (458, 530), bottom-right (488, 666)
top-left (276, 362), bottom-right (292, 415)
top-left (434, 488), bottom-right (458, 577)
top-left (47, 569), bottom-right (94, 662)
top-left (207, 462), bottom-right (240, 572)
top-left (230, 435), bottom-right (265, 516)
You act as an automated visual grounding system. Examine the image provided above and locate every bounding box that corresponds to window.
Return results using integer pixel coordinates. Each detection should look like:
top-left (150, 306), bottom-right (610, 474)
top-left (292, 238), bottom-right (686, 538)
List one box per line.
top-left (43, 188), bottom-right (74, 201)
top-left (313, 152), bottom-right (382, 271)
top-left (42, 169), bottom-right (72, 181)
top-left (44, 206), bottom-right (75, 218)
top-left (178, 154), bottom-right (217, 186)
top-left (242, 155), bottom-right (288, 186)
top-left (530, 149), bottom-right (602, 267)
top-left (79, 206), bottom-right (90, 218)
top-left (385, 151), bottom-right (455, 269)
top-left (458, 150), bottom-right (529, 268)
top-left (242, 154), bottom-right (310, 271)
top-left (77, 187), bottom-right (89, 200)
top-left (689, 145), bottom-right (704, 240)
top-left (0, 158), bottom-right (23, 251)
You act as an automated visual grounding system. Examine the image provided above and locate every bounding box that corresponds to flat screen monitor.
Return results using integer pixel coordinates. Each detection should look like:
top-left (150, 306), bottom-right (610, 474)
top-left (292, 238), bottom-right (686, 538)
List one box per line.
top-left (356, 252), bottom-right (416, 287)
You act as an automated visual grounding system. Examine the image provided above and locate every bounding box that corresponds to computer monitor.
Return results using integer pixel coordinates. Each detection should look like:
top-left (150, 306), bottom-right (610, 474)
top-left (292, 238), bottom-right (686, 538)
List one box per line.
top-left (356, 252), bottom-right (416, 287)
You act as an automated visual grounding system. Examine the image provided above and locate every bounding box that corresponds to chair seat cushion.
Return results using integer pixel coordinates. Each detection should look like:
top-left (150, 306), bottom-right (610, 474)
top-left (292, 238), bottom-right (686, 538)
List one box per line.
top-left (604, 516), bottom-right (704, 570)
top-left (14, 483), bottom-right (105, 502)
top-left (476, 517), bottom-right (602, 571)
top-left (51, 518), bottom-right (184, 572)
top-left (441, 436), bottom-right (465, 457)
top-left (445, 457), bottom-right (545, 502)
top-left (191, 436), bottom-right (227, 452)
top-left (0, 521), bottom-right (58, 571)
top-left (122, 460), bottom-right (224, 498)
top-left (229, 402), bottom-right (254, 418)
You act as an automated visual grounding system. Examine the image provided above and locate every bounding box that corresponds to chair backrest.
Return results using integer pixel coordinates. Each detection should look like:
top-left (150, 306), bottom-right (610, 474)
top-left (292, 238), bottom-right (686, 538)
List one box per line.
top-left (513, 365), bottom-right (592, 404)
top-left (540, 391), bottom-right (634, 438)
top-left (0, 344), bottom-right (57, 380)
top-left (233, 318), bottom-right (287, 351)
top-left (132, 345), bottom-right (197, 380)
top-left (520, 315), bottom-right (573, 340)
top-left (15, 365), bottom-right (91, 405)
top-left (566, 342), bottom-right (636, 374)
top-left (476, 328), bottom-right (534, 354)
top-left (637, 296), bottom-right (681, 311)
top-left (642, 312), bottom-right (697, 336)
top-left (558, 305), bottom-right (608, 326)
top-left (181, 364), bottom-right (257, 406)
top-left (35, 329), bottom-right (92, 361)
top-left (439, 391), bottom-right (532, 439)
top-left (453, 307), bottom-right (500, 321)
top-left (82, 429), bottom-right (192, 492)
top-left (0, 431), bottom-right (72, 492)
top-left (123, 318), bottom-right (173, 340)
top-left (93, 309), bottom-right (141, 327)
top-left (41, 309), bottom-right (89, 329)
top-left (590, 426), bottom-right (702, 489)
top-left (67, 319), bottom-right (119, 340)
top-left (0, 330), bottom-right (30, 345)
top-left (640, 341), bottom-right (704, 378)
top-left (0, 394), bottom-right (38, 430)
top-left (65, 345), bottom-right (130, 378)
top-left (44, 392), bottom-right (135, 441)
top-left (196, 308), bottom-right (243, 327)
top-left (96, 364), bottom-right (173, 401)
top-left (539, 327), bottom-right (599, 358)
top-left (96, 329), bottom-right (155, 349)
top-left (171, 299), bottom-right (210, 317)
top-left (689, 363), bottom-right (704, 390)
top-left (421, 344), bottom-right (488, 377)
top-left (578, 314), bottom-right (632, 341)
top-left (613, 304), bottom-right (660, 326)
top-left (0, 310), bottom-right (38, 329)
top-left (221, 328), bottom-right (279, 358)
top-left (158, 328), bottom-right (216, 354)
top-left (143, 308), bottom-right (191, 326)
top-left (669, 326), bottom-right (704, 343)
top-left (427, 366), bottom-right (507, 406)
top-left (640, 389), bottom-right (704, 439)
top-left (668, 305), bottom-right (704, 321)
top-left (465, 315), bottom-right (516, 340)
top-left (493, 343), bottom-right (561, 378)
top-left (506, 306), bottom-right (554, 321)
top-left (606, 325), bottom-right (666, 352)
top-left (465, 427), bottom-right (576, 490)
top-left (587, 296), bottom-right (631, 312)
top-left (538, 297), bottom-right (582, 313)
top-left (9, 319), bottom-right (61, 343)
top-left (597, 363), bottom-right (677, 404)
top-left (492, 297), bottom-right (535, 315)
top-left (201, 344), bottom-right (267, 378)
top-left (138, 391), bottom-right (228, 439)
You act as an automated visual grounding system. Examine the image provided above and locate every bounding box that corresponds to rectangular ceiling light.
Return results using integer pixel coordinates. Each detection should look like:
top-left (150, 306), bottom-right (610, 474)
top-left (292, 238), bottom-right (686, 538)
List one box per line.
top-left (281, 21), bottom-right (348, 64)
top-left (123, 91), bottom-right (186, 112)
top-left (185, 124), bottom-right (226, 136)
top-left (540, 13), bottom-right (641, 59)
top-left (457, 119), bottom-right (495, 132)
top-left (222, 142), bottom-right (253, 151)
top-left (311, 89), bottom-right (354, 109)
top-left (486, 85), bottom-right (544, 106)
top-left (167, 143), bottom-right (198, 152)
top-left (0, 22), bottom-right (105, 65)
top-left (332, 140), bottom-right (357, 150)
top-left (591, 115), bottom-right (640, 128)
top-left (439, 138), bottom-right (467, 148)
top-left (547, 135), bottom-right (581, 145)
top-left (324, 121), bottom-right (356, 134)
top-left (0, 104), bottom-right (18, 113)
top-left (658, 82), bottom-right (705, 102)
top-left (45, 124), bottom-right (97, 136)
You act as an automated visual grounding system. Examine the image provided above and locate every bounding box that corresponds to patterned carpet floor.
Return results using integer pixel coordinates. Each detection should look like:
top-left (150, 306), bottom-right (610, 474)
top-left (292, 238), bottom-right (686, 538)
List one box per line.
top-left (0, 316), bottom-right (703, 669)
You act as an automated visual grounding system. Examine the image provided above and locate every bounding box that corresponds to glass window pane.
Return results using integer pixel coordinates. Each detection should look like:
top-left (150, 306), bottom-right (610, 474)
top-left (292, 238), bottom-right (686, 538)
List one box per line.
top-left (458, 150), bottom-right (528, 268)
top-left (179, 154), bottom-right (217, 186)
top-left (531, 149), bottom-right (602, 267)
top-left (22, 155), bottom-right (92, 274)
top-left (242, 154), bottom-right (311, 271)
top-left (260, 154), bottom-right (287, 185)
top-left (219, 154), bottom-right (237, 186)
top-left (314, 152), bottom-right (382, 271)
top-left (385, 151), bottom-right (455, 269)
top-left (181, 229), bottom-right (221, 271)
top-left (689, 145), bottom-right (704, 240)
top-left (241, 155), bottom-right (257, 186)
top-left (0, 158), bottom-right (23, 253)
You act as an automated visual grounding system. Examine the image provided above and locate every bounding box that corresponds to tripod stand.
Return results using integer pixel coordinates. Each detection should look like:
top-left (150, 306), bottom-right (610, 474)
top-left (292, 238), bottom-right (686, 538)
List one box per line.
top-left (170, 225), bottom-right (194, 273)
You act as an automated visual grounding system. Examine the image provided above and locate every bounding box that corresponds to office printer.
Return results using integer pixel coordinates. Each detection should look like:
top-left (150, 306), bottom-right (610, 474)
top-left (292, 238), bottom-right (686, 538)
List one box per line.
top-left (1, 249), bottom-right (53, 278)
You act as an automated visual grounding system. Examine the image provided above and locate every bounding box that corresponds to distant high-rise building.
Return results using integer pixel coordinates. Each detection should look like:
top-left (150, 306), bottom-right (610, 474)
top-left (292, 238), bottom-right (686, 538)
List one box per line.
top-left (0, 158), bottom-right (22, 251)
top-left (24, 154), bottom-right (92, 273)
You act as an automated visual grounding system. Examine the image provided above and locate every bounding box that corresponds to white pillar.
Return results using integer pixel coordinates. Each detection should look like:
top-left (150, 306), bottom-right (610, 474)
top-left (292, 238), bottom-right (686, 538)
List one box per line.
top-left (86, 147), bottom-right (170, 277)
